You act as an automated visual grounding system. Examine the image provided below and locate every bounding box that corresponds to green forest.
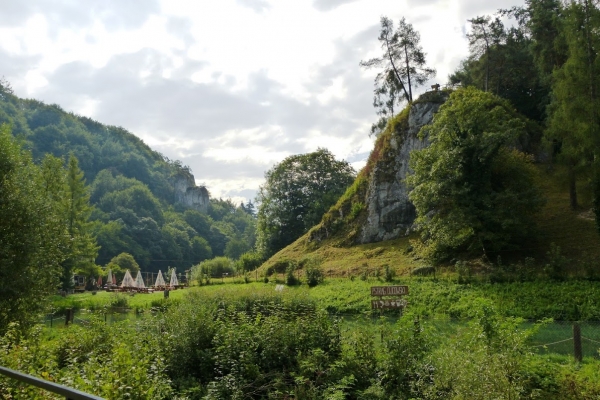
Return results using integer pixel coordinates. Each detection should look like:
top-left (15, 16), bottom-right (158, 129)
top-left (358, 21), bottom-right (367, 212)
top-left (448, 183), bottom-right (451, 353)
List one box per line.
top-left (0, 79), bottom-right (258, 280)
top-left (2, 0), bottom-right (600, 399)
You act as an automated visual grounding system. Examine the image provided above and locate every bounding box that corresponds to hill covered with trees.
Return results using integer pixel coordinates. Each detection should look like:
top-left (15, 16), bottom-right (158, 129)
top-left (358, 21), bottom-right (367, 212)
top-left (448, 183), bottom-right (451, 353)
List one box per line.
top-left (0, 80), bottom-right (256, 276)
top-left (263, 0), bottom-right (600, 276)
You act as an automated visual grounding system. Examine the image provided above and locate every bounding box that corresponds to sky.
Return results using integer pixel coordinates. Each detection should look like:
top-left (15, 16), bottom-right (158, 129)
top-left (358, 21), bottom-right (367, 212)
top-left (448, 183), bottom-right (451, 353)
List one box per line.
top-left (0, 0), bottom-right (524, 205)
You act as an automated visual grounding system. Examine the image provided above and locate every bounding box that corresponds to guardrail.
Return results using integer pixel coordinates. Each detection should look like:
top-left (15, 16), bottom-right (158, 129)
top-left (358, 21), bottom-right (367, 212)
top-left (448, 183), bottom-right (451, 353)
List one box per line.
top-left (0, 366), bottom-right (104, 400)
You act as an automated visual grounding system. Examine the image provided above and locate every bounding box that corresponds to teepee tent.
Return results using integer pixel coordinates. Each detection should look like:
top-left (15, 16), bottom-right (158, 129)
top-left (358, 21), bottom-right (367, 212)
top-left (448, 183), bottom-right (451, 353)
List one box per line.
top-left (169, 268), bottom-right (179, 287)
top-left (155, 270), bottom-right (166, 287)
top-left (121, 270), bottom-right (135, 287)
top-left (106, 269), bottom-right (113, 286)
top-left (135, 271), bottom-right (145, 288)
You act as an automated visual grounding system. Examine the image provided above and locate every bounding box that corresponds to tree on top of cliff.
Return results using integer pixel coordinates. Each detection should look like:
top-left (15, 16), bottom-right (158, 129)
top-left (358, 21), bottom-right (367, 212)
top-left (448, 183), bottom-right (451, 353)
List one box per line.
top-left (407, 88), bottom-right (545, 263)
top-left (360, 16), bottom-right (436, 135)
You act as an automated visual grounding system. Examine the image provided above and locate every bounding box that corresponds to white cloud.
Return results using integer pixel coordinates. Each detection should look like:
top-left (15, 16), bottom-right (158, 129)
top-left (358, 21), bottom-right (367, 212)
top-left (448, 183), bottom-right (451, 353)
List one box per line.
top-left (0, 0), bottom-right (526, 204)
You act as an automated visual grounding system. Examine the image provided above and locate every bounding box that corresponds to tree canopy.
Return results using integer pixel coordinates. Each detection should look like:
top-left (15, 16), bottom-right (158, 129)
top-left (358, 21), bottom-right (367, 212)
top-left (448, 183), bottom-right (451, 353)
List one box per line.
top-left (256, 148), bottom-right (355, 257)
top-left (407, 88), bottom-right (545, 262)
top-left (0, 125), bottom-right (66, 333)
top-left (451, 0), bottom-right (600, 234)
top-left (361, 16), bottom-right (435, 135)
top-left (0, 86), bottom-right (258, 273)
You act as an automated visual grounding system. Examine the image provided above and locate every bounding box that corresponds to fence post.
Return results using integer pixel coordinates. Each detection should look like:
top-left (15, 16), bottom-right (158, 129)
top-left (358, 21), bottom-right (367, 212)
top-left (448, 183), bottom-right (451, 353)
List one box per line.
top-left (573, 323), bottom-right (582, 363)
top-left (65, 308), bottom-right (72, 326)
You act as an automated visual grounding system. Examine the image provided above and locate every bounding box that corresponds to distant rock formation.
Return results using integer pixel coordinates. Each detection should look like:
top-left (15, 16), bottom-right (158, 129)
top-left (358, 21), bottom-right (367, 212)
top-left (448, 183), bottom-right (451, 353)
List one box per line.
top-left (172, 172), bottom-right (209, 213)
top-left (358, 92), bottom-right (449, 243)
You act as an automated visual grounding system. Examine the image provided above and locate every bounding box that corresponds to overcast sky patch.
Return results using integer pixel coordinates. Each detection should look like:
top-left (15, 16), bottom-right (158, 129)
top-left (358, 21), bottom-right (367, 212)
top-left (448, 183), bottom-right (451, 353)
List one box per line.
top-left (0, 0), bottom-right (526, 203)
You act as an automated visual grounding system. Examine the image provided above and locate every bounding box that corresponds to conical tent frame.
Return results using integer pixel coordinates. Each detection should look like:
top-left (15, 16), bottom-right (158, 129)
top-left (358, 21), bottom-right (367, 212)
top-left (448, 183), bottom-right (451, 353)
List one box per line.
top-left (170, 268), bottom-right (179, 287)
top-left (155, 270), bottom-right (166, 287)
top-left (121, 270), bottom-right (135, 288)
top-left (135, 271), bottom-right (145, 288)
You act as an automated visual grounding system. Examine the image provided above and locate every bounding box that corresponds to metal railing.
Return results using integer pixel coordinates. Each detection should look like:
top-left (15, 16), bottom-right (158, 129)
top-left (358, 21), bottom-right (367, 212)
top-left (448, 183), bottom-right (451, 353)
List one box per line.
top-left (0, 366), bottom-right (104, 400)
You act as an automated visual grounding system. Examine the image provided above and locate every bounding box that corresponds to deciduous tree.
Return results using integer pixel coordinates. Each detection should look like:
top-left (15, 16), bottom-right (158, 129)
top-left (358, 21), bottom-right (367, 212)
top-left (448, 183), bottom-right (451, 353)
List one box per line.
top-left (407, 88), bottom-right (545, 262)
top-left (256, 148), bottom-right (355, 257)
top-left (0, 125), bottom-right (66, 333)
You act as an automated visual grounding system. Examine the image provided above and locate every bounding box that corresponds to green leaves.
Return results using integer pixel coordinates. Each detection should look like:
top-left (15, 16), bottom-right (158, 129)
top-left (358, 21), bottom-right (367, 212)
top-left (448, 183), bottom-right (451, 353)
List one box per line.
top-left (0, 125), bottom-right (66, 333)
top-left (361, 16), bottom-right (436, 135)
top-left (257, 148), bottom-right (355, 257)
top-left (408, 88), bottom-right (545, 262)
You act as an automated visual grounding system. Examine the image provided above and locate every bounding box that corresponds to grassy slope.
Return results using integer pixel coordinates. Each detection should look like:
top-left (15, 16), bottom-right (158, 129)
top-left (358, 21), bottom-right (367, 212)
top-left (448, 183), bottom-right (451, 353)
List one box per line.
top-left (261, 164), bottom-right (600, 277)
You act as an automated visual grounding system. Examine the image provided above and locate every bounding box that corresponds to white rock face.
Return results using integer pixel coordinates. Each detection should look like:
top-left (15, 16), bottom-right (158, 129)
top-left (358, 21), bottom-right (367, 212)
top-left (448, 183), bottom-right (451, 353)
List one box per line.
top-left (172, 173), bottom-right (209, 213)
top-left (358, 99), bottom-right (445, 244)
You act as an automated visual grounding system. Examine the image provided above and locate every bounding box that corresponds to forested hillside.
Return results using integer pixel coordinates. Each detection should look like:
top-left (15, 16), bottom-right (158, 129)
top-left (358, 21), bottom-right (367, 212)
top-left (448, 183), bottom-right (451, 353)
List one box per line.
top-left (0, 80), bottom-right (256, 275)
top-left (265, 0), bottom-right (600, 274)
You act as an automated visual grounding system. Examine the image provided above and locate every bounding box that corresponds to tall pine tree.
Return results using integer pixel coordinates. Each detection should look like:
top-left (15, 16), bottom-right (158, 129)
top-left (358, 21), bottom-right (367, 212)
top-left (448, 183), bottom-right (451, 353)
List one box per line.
top-left (60, 154), bottom-right (99, 290)
top-left (547, 0), bottom-right (600, 214)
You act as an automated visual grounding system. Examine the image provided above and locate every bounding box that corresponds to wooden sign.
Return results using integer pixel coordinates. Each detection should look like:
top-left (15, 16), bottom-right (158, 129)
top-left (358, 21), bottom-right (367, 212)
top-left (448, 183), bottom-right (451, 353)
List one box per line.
top-left (371, 299), bottom-right (408, 309)
top-left (370, 285), bottom-right (409, 297)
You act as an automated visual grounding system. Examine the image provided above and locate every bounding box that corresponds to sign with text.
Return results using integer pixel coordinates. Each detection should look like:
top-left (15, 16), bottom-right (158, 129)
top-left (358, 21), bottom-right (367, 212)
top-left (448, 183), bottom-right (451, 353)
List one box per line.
top-left (371, 299), bottom-right (408, 309)
top-left (370, 285), bottom-right (409, 297)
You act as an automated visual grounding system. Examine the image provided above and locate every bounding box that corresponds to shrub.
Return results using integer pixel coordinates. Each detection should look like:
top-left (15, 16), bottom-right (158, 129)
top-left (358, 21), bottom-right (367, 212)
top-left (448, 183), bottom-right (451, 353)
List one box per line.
top-left (306, 265), bottom-right (324, 287)
top-left (271, 259), bottom-right (295, 274)
top-left (286, 266), bottom-right (299, 286)
top-left (544, 243), bottom-right (568, 280)
top-left (192, 256), bottom-right (234, 280)
top-left (456, 261), bottom-right (471, 284)
top-left (384, 265), bottom-right (395, 282)
top-left (110, 294), bottom-right (129, 308)
top-left (236, 251), bottom-right (263, 272)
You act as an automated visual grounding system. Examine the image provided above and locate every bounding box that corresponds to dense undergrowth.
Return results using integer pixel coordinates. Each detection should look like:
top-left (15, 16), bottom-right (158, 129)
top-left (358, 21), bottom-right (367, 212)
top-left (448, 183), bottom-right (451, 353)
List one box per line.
top-left (3, 287), bottom-right (600, 399)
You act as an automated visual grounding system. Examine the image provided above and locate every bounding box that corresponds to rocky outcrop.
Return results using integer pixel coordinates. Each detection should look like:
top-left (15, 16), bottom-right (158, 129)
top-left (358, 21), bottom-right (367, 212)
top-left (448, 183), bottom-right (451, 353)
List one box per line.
top-left (172, 173), bottom-right (209, 212)
top-left (358, 93), bottom-right (448, 244)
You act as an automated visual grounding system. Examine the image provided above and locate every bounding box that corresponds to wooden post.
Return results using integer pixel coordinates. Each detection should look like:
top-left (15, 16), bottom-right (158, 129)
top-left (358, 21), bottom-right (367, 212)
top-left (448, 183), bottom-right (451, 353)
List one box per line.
top-left (574, 323), bottom-right (583, 362)
top-left (380, 297), bottom-right (383, 343)
top-left (164, 289), bottom-right (169, 299)
top-left (65, 308), bottom-right (72, 326)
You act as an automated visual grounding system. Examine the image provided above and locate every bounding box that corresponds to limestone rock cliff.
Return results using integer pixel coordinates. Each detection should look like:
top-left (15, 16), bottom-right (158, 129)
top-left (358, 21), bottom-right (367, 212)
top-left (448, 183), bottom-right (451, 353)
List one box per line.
top-left (172, 172), bottom-right (209, 213)
top-left (358, 93), bottom-right (448, 243)
top-left (307, 91), bottom-right (449, 246)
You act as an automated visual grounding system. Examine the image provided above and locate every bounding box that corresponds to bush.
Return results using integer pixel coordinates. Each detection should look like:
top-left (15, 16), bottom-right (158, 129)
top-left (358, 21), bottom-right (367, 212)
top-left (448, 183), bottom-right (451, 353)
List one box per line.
top-left (305, 265), bottom-right (324, 287)
top-left (270, 259), bottom-right (295, 274)
top-left (456, 261), bottom-right (471, 284)
top-left (286, 266), bottom-right (299, 286)
top-left (110, 294), bottom-right (129, 308)
top-left (236, 251), bottom-right (263, 272)
top-left (192, 256), bottom-right (234, 281)
top-left (544, 243), bottom-right (568, 280)
top-left (383, 265), bottom-right (395, 282)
